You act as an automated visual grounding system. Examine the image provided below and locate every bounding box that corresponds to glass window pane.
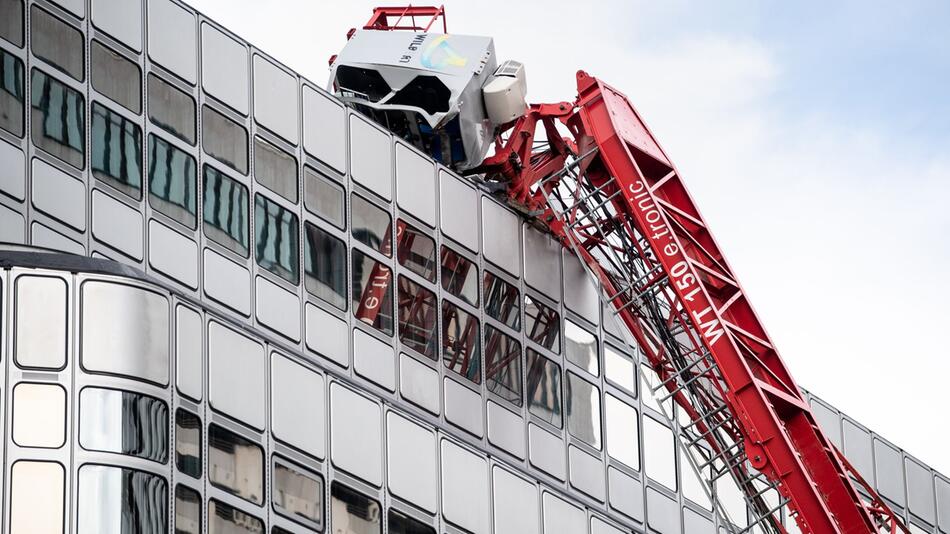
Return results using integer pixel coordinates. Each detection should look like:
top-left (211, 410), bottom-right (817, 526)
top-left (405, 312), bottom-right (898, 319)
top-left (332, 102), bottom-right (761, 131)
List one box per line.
top-left (304, 166), bottom-right (344, 229)
top-left (254, 136), bottom-right (297, 203)
top-left (209, 499), bottom-right (263, 534)
top-left (203, 105), bottom-right (248, 174)
top-left (643, 417), bottom-right (677, 490)
top-left (12, 382), bottom-right (66, 448)
top-left (397, 275), bottom-right (437, 360)
top-left (330, 482), bottom-right (381, 534)
top-left (605, 394), bottom-right (640, 470)
top-left (203, 165), bottom-right (249, 256)
top-left (176, 409), bottom-right (202, 479)
top-left (149, 133), bottom-right (197, 228)
top-left (30, 5), bottom-right (83, 81)
top-left (524, 295), bottom-right (560, 352)
top-left (397, 222), bottom-right (436, 282)
top-left (91, 102), bottom-right (143, 199)
top-left (31, 68), bottom-right (84, 168)
top-left (79, 387), bottom-right (169, 463)
top-left (90, 41), bottom-right (141, 114)
top-left (484, 271), bottom-right (520, 331)
top-left (442, 300), bottom-right (480, 384)
top-left (273, 458), bottom-right (324, 529)
top-left (175, 485), bottom-right (201, 534)
top-left (0, 49), bottom-right (25, 137)
top-left (526, 348), bottom-right (562, 428)
top-left (209, 424), bottom-right (264, 505)
top-left (440, 245), bottom-right (477, 307)
top-left (11, 461), bottom-right (64, 534)
top-left (485, 325), bottom-right (522, 406)
top-left (352, 248), bottom-right (393, 335)
top-left (566, 372), bottom-right (601, 449)
top-left (604, 345), bottom-right (636, 397)
top-left (388, 509), bottom-right (435, 534)
top-left (147, 74), bottom-right (196, 145)
top-left (255, 193), bottom-right (299, 284)
top-left (352, 193), bottom-right (391, 256)
top-left (78, 465), bottom-right (168, 534)
top-left (565, 320), bottom-right (598, 376)
top-left (304, 222), bottom-right (347, 310)
top-left (0, 0), bottom-right (24, 47)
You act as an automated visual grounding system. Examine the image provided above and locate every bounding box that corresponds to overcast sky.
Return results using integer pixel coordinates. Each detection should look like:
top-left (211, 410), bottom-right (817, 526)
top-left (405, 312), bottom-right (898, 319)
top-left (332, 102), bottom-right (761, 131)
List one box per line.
top-left (184, 0), bottom-right (950, 475)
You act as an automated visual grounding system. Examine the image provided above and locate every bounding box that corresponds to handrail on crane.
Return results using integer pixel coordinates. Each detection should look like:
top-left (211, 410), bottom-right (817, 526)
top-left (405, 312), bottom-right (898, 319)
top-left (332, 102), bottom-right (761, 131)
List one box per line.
top-left (363, 5), bottom-right (447, 33)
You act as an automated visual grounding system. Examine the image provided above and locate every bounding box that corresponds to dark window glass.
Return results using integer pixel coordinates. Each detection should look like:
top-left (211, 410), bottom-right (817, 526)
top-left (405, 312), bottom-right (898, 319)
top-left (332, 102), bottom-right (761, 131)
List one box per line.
top-left (398, 275), bottom-right (437, 360)
top-left (304, 166), bottom-right (344, 229)
top-left (273, 458), bottom-right (324, 530)
top-left (209, 499), bottom-right (263, 534)
top-left (175, 409), bottom-right (202, 479)
top-left (30, 69), bottom-right (84, 168)
top-left (254, 136), bottom-right (297, 203)
top-left (78, 465), bottom-right (168, 533)
top-left (255, 194), bottom-right (299, 284)
top-left (397, 222), bottom-right (436, 283)
top-left (175, 484), bottom-right (201, 534)
top-left (527, 348), bottom-right (562, 428)
top-left (330, 483), bottom-right (381, 534)
top-left (209, 424), bottom-right (264, 505)
top-left (0, 49), bottom-right (25, 137)
top-left (202, 105), bottom-right (247, 174)
top-left (352, 193), bottom-right (391, 256)
top-left (352, 248), bottom-right (393, 335)
top-left (90, 41), bottom-right (141, 114)
top-left (203, 165), bottom-right (249, 256)
top-left (91, 102), bottom-right (143, 199)
top-left (30, 5), bottom-right (83, 81)
top-left (147, 74), bottom-right (196, 145)
top-left (148, 134), bottom-right (197, 228)
top-left (304, 222), bottom-right (346, 310)
top-left (565, 320), bottom-right (598, 376)
top-left (440, 246), bottom-right (477, 307)
top-left (0, 0), bottom-right (24, 47)
top-left (442, 300), bottom-right (480, 384)
top-left (388, 509), bottom-right (435, 534)
top-left (484, 271), bottom-right (520, 331)
top-left (79, 387), bottom-right (169, 463)
top-left (525, 295), bottom-right (560, 352)
top-left (566, 371), bottom-right (602, 449)
top-left (485, 325), bottom-right (522, 406)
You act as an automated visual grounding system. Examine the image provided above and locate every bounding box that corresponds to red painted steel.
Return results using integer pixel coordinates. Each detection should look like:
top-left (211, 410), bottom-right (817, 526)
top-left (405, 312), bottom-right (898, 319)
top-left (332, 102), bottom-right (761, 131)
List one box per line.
top-left (363, 5), bottom-right (447, 33)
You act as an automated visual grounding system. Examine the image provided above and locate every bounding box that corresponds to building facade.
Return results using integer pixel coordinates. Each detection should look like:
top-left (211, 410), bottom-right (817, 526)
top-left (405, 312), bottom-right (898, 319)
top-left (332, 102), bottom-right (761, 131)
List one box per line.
top-left (0, 0), bottom-right (946, 533)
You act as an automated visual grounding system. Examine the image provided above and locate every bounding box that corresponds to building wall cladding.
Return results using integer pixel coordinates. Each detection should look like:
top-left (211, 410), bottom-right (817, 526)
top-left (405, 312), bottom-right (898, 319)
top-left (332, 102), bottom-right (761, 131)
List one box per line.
top-left (0, 0), bottom-right (946, 533)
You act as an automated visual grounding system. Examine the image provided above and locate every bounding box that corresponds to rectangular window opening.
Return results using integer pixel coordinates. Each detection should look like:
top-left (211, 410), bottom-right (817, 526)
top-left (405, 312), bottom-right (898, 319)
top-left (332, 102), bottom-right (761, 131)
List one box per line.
top-left (442, 300), bottom-right (480, 384)
top-left (254, 193), bottom-right (300, 285)
top-left (352, 248), bottom-right (394, 335)
top-left (397, 275), bottom-right (437, 360)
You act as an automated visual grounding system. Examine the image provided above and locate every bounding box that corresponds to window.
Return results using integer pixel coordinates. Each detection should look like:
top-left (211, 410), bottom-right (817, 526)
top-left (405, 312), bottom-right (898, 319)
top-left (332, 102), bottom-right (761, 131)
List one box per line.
top-left (352, 249), bottom-right (393, 335)
top-left (255, 194), bottom-right (299, 284)
top-left (524, 295), bottom-right (560, 352)
top-left (352, 193), bottom-right (392, 255)
top-left (149, 134), bottom-right (197, 227)
top-left (605, 394), bottom-right (640, 470)
top-left (202, 105), bottom-right (248, 174)
top-left (90, 41), bottom-right (141, 114)
top-left (12, 382), bottom-right (66, 448)
top-left (485, 325), bottom-right (522, 406)
top-left (10, 461), bottom-right (64, 534)
top-left (330, 482), bottom-right (381, 534)
top-left (148, 73), bottom-right (196, 145)
top-left (203, 165), bottom-right (249, 256)
top-left (644, 416), bottom-right (677, 490)
top-left (209, 424), bottom-right (264, 505)
top-left (78, 465), bottom-right (168, 534)
top-left (565, 320), bottom-right (598, 376)
top-left (526, 349), bottom-right (562, 427)
top-left (209, 499), bottom-right (264, 534)
top-left (388, 510), bottom-right (435, 534)
top-left (175, 485), bottom-right (201, 534)
top-left (254, 136), bottom-right (298, 203)
top-left (79, 387), bottom-right (169, 463)
top-left (484, 271), bottom-right (520, 331)
top-left (0, 49), bottom-right (24, 137)
top-left (31, 69), bottom-right (84, 168)
top-left (442, 300), bottom-right (480, 383)
top-left (0, 0), bottom-right (24, 47)
top-left (440, 245), bottom-right (477, 306)
top-left (604, 345), bottom-right (636, 396)
top-left (273, 458), bottom-right (324, 530)
top-left (397, 222), bottom-right (436, 282)
top-left (30, 5), bottom-right (83, 81)
top-left (176, 409), bottom-right (202, 478)
top-left (304, 166), bottom-right (345, 229)
top-left (91, 102), bottom-right (143, 199)
top-left (397, 275), bottom-right (437, 360)
top-left (304, 222), bottom-right (347, 309)
top-left (566, 372), bottom-right (602, 449)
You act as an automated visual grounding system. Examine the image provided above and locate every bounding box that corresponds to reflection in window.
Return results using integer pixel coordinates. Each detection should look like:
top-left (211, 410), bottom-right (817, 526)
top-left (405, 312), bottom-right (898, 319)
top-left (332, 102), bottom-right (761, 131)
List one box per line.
top-left (202, 105), bottom-right (248, 174)
top-left (304, 166), bottom-right (345, 229)
top-left (330, 482), bottom-right (381, 534)
top-left (442, 300), bottom-right (480, 384)
top-left (79, 387), bottom-right (169, 463)
top-left (203, 165), bottom-right (249, 256)
top-left (176, 409), bottom-right (202, 479)
top-left (0, 49), bottom-right (25, 137)
top-left (91, 103), bottom-right (142, 198)
top-left (11, 460), bottom-right (64, 534)
top-left (397, 222), bottom-right (436, 282)
top-left (273, 459), bottom-right (324, 529)
top-left (526, 348), bottom-right (562, 428)
top-left (31, 69), bottom-right (84, 168)
top-left (398, 275), bottom-right (437, 360)
top-left (254, 136), bottom-right (298, 203)
top-left (565, 320), bottom-right (598, 376)
top-left (305, 222), bottom-right (347, 310)
top-left (0, 0), bottom-right (24, 47)
top-left (90, 41), bottom-right (141, 114)
top-left (643, 416), bottom-right (677, 490)
top-left (175, 484), bottom-right (201, 534)
top-left (148, 74), bottom-right (196, 145)
top-left (485, 325), bottom-right (522, 406)
top-left (30, 5), bottom-right (83, 81)
top-left (209, 424), bottom-right (264, 505)
top-left (524, 295), bottom-right (560, 352)
top-left (440, 246), bottom-right (478, 306)
top-left (352, 194), bottom-right (392, 256)
top-left (605, 394), bottom-right (640, 470)
top-left (484, 271), bottom-right (520, 331)
top-left (388, 509), bottom-right (435, 534)
top-left (566, 372), bottom-right (602, 449)
top-left (209, 499), bottom-right (263, 534)
top-left (255, 194), bottom-right (299, 284)
top-left (604, 345), bottom-right (636, 396)
top-left (352, 249), bottom-right (393, 335)
top-left (78, 465), bottom-right (168, 534)
top-left (149, 134), bottom-right (197, 228)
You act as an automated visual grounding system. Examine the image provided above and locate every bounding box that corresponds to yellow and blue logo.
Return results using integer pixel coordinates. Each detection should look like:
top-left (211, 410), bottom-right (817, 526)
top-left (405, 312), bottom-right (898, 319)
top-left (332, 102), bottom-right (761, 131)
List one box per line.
top-left (420, 35), bottom-right (467, 69)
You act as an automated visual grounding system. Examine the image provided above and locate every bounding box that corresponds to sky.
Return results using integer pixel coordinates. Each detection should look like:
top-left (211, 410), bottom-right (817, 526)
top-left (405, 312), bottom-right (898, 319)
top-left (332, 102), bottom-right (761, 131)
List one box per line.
top-left (184, 0), bottom-right (950, 475)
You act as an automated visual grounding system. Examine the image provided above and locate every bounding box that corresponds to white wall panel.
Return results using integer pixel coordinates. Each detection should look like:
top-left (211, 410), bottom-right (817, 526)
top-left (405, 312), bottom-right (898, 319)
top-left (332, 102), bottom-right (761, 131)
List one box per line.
top-left (441, 439), bottom-right (489, 534)
top-left (387, 412), bottom-right (437, 513)
top-left (272, 353), bottom-right (325, 459)
top-left (330, 383), bottom-right (382, 486)
top-left (208, 321), bottom-right (265, 429)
